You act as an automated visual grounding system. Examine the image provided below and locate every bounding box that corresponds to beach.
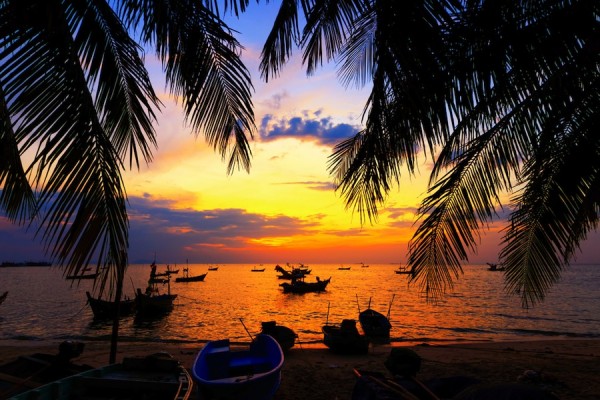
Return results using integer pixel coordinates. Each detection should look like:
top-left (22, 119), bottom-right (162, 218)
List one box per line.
top-left (1, 339), bottom-right (599, 399)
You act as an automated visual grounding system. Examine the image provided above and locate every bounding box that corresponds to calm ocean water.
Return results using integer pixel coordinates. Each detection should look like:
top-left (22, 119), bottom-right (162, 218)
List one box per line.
top-left (0, 263), bottom-right (599, 346)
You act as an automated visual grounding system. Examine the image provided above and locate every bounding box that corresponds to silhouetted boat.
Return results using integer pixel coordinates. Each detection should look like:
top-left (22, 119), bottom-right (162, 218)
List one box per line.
top-left (274, 264), bottom-right (310, 280)
top-left (192, 334), bottom-right (283, 400)
top-left (251, 266), bottom-right (266, 272)
top-left (208, 266), bottom-right (219, 271)
top-left (322, 319), bottom-right (369, 354)
top-left (135, 262), bottom-right (177, 316)
top-left (11, 352), bottom-right (193, 400)
top-left (279, 276), bottom-right (331, 293)
top-left (260, 321), bottom-right (297, 352)
top-left (0, 291), bottom-right (7, 305)
top-left (394, 265), bottom-right (412, 274)
top-left (338, 266), bottom-right (351, 270)
top-left (358, 295), bottom-right (393, 343)
top-left (86, 291), bottom-right (136, 319)
top-left (66, 272), bottom-right (99, 280)
top-left (0, 341), bottom-right (92, 398)
top-left (487, 262), bottom-right (506, 271)
top-left (175, 268), bottom-right (207, 282)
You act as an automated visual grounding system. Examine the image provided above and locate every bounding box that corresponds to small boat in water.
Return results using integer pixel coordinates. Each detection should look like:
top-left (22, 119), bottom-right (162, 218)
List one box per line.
top-left (11, 352), bottom-right (193, 400)
top-left (251, 266), bottom-right (266, 272)
top-left (86, 291), bottom-right (136, 319)
top-left (280, 276), bottom-right (331, 294)
top-left (487, 262), bottom-right (506, 271)
top-left (135, 262), bottom-right (177, 316)
top-left (0, 290), bottom-right (7, 305)
top-left (394, 265), bottom-right (412, 275)
top-left (208, 266), bottom-right (219, 271)
top-left (260, 321), bottom-right (297, 352)
top-left (192, 334), bottom-right (284, 400)
top-left (175, 268), bottom-right (207, 282)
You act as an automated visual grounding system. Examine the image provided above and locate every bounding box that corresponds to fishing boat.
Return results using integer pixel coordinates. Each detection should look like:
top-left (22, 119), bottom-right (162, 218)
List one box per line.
top-left (192, 334), bottom-right (284, 400)
top-left (260, 321), bottom-right (297, 352)
top-left (357, 295), bottom-right (393, 343)
top-left (274, 264), bottom-right (310, 280)
top-left (487, 262), bottom-right (506, 271)
top-left (85, 291), bottom-right (136, 319)
top-left (322, 319), bottom-right (370, 354)
top-left (394, 265), bottom-right (412, 275)
top-left (175, 268), bottom-right (207, 283)
top-left (279, 276), bottom-right (331, 294)
top-left (135, 262), bottom-right (177, 316)
top-left (0, 291), bottom-right (7, 305)
top-left (11, 352), bottom-right (193, 400)
top-left (338, 266), bottom-right (351, 270)
top-left (0, 341), bottom-right (92, 398)
top-left (208, 266), bottom-right (219, 271)
top-left (251, 266), bottom-right (266, 272)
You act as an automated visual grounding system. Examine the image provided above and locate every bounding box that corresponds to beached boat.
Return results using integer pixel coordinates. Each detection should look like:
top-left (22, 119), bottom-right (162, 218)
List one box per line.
top-left (322, 319), bottom-right (370, 354)
top-left (0, 290), bottom-right (7, 305)
top-left (10, 352), bottom-right (193, 400)
top-left (358, 297), bottom-right (393, 343)
top-left (279, 276), bottom-right (331, 294)
top-left (86, 291), bottom-right (136, 319)
top-left (175, 268), bottom-right (207, 283)
top-left (0, 341), bottom-right (92, 398)
top-left (192, 334), bottom-right (284, 400)
top-left (260, 321), bottom-right (297, 352)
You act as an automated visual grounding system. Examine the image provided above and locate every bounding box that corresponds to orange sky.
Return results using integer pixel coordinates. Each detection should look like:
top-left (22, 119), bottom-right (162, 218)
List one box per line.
top-left (1, 4), bottom-right (598, 265)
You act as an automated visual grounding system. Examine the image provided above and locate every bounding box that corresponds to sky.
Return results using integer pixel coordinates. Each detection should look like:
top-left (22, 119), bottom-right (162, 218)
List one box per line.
top-left (1, 3), bottom-right (598, 265)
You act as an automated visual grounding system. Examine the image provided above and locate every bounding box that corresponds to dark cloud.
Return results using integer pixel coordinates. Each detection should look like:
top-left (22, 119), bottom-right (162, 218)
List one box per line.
top-left (260, 111), bottom-right (359, 145)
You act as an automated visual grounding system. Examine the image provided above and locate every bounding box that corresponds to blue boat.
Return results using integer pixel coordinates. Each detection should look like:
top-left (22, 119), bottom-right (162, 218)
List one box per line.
top-left (192, 334), bottom-right (284, 400)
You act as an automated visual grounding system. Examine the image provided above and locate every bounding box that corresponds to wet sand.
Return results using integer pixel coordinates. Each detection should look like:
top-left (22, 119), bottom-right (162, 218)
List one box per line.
top-left (1, 339), bottom-right (599, 399)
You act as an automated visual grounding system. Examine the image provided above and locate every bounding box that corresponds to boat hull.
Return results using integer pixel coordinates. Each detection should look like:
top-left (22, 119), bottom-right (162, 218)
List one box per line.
top-left (192, 334), bottom-right (284, 400)
top-left (359, 309), bottom-right (392, 343)
top-left (86, 292), bottom-right (136, 319)
top-left (323, 320), bottom-right (369, 354)
top-left (135, 289), bottom-right (177, 316)
top-left (9, 353), bottom-right (192, 400)
top-left (175, 273), bottom-right (207, 282)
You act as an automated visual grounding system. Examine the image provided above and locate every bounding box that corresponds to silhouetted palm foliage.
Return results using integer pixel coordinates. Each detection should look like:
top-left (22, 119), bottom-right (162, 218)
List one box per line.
top-left (0, 0), bottom-right (254, 296)
top-left (261, 0), bottom-right (599, 306)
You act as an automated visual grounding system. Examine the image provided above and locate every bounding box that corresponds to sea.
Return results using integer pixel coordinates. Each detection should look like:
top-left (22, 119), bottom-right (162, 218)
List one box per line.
top-left (0, 263), bottom-right (599, 347)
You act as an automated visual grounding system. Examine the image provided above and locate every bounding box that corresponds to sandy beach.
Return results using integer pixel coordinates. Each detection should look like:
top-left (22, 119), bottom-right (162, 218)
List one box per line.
top-left (1, 339), bottom-right (599, 399)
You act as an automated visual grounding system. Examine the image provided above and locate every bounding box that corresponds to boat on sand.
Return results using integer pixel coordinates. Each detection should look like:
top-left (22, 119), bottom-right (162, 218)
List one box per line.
top-left (10, 352), bottom-right (193, 400)
top-left (192, 334), bottom-right (284, 400)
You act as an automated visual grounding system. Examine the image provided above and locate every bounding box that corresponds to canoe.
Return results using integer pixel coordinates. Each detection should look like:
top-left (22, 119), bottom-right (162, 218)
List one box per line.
top-left (192, 334), bottom-right (284, 400)
top-left (86, 291), bottom-right (136, 319)
top-left (358, 308), bottom-right (392, 343)
top-left (10, 352), bottom-right (193, 400)
top-left (322, 319), bottom-right (370, 354)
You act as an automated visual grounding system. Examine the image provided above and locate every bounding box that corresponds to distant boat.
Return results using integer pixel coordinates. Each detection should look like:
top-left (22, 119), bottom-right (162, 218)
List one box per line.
top-left (394, 265), bottom-right (412, 275)
top-left (66, 272), bottom-right (99, 280)
top-left (487, 262), bottom-right (506, 271)
top-left (208, 266), bottom-right (219, 271)
top-left (274, 264), bottom-right (310, 280)
top-left (86, 291), bottom-right (136, 319)
top-left (251, 266), bottom-right (266, 272)
top-left (360, 262), bottom-right (369, 268)
top-left (11, 352), bottom-right (193, 400)
top-left (358, 295), bottom-right (393, 343)
top-left (192, 334), bottom-right (284, 400)
top-left (175, 268), bottom-right (207, 283)
top-left (279, 276), bottom-right (331, 294)
top-left (338, 266), bottom-right (351, 270)
top-left (0, 291), bottom-right (7, 306)
top-left (260, 321), bottom-right (297, 352)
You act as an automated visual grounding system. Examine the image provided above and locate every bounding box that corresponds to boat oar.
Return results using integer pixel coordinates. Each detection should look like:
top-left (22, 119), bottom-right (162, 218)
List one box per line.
top-left (239, 318), bottom-right (255, 341)
top-left (325, 301), bottom-right (331, 326)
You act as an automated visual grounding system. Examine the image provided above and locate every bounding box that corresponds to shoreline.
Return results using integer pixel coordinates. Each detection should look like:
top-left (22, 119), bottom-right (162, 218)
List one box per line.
top-left (1, 339), bottom-right (599, 399)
